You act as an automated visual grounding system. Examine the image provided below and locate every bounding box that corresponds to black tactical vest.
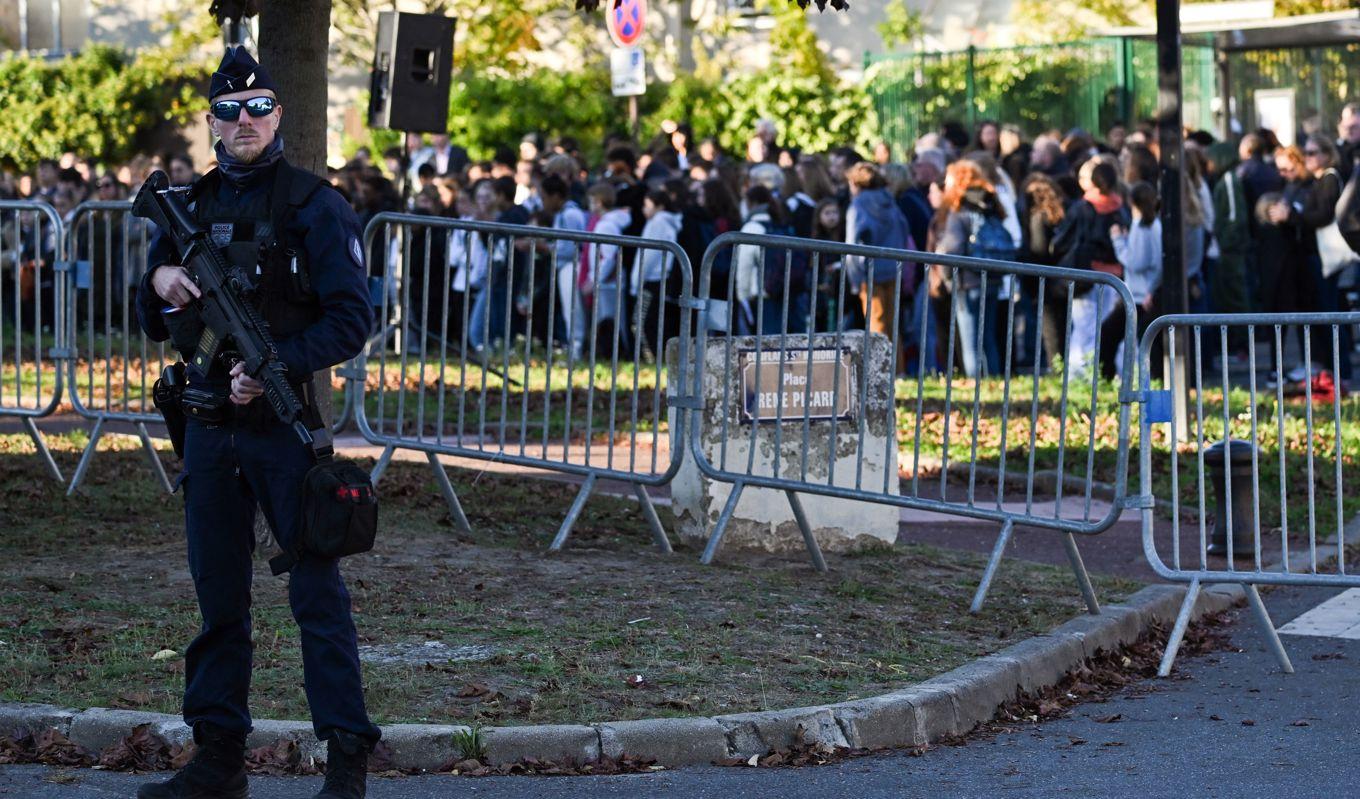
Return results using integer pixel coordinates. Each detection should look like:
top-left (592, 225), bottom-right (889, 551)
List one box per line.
top-left (171, 161), bottom-right (326, 384)
top-left (192, 163), bottom-right (324, 344)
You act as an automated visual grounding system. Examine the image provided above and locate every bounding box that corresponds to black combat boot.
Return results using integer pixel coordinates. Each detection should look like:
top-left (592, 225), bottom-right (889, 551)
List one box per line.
top-left (137, 722), bottom-right (249, 799)
top-left (312, 731), bottom-right (369, 799)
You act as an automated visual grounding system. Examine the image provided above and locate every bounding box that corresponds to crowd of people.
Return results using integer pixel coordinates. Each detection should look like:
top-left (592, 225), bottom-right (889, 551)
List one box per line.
top-left (6, 104), bottom-right (1360, 387)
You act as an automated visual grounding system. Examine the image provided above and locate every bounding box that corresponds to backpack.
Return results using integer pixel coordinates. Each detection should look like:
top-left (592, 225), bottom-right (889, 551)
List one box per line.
top-left (966, 212), bottom-right (1017, 262)
top-left (761, 221), bottom-right (812, 298)
top-left (1336, 163), bottom-right (1360, 254)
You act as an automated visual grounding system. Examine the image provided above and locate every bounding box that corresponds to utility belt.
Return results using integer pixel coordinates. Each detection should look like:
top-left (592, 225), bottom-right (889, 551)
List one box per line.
top-left (153, 362), bottom-right (378, 577)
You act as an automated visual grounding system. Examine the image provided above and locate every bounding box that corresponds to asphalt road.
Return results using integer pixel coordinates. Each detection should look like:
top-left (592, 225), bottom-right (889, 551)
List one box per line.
top-left (3, 584), bottom-right (1353, 799)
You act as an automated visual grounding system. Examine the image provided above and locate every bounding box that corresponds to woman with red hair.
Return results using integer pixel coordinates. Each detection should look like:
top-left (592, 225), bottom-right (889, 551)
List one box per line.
top-left (931, 159), bottom-right (1015, 377)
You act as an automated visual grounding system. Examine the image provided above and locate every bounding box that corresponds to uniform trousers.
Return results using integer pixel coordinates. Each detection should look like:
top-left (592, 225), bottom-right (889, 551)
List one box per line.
top-left (178, 414), bottom-right (380, 743)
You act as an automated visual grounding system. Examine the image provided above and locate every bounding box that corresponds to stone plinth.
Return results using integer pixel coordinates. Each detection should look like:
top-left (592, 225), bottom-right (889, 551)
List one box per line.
top-left (667, 332), bottom-right (899, 555)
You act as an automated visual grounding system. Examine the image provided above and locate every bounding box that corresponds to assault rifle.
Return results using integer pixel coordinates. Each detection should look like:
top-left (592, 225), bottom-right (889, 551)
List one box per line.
top-left (133, 170), bottom-right (332, 457)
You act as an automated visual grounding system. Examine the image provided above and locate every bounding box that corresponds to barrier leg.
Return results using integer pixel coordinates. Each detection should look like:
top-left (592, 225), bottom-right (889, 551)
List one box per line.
top-left (136, 422), bottom-right (172, 494)
top-left (701, 480), bottom-right (744, 566)
top-left (1157, 577), bottom-right (1201, 677)
top-left (369, 444), bottom-right (395, 486)
top-left (785, 490), bottom-right (827, 573)
top-left (66, 417), bottom-right (105, 497)
top-left (426, 451), bottom-right (471, 534)
top-left (1244, 583), bottom-right (1294, 674)
top-left (550, 473), bottom-right (596, 552)
top-left (970, 519), bottom-right (1014, 613)
top-left (1062, 532), bottom-right (1101, 615)
top-left (632, 483), bottom-right (672, 554)
top-left (23, 418), bottom-right (63, 483)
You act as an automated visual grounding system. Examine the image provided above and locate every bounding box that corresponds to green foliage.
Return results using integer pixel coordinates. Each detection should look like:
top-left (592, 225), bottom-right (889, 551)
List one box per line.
top-left (452, 726), bottom-right (486, 761)
top-left (447, 68), bottom-right (662, 163)
top-left (877, 0), bottom-right (925, 51)
top-left (761, 0), bottom-right (836, 83)
top-left (706, 71), bottom-right (877, 154)
top-left (0, 44), bottom-right (209, 171)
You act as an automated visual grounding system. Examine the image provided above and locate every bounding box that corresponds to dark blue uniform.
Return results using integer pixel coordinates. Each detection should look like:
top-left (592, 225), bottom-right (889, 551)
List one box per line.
top-left (136, 160), bottom-right (380, 746)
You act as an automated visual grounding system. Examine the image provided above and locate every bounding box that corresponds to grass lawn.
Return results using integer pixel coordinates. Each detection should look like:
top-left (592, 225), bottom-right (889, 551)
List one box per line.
top-left (0, 431), bottom-right (1139, 728)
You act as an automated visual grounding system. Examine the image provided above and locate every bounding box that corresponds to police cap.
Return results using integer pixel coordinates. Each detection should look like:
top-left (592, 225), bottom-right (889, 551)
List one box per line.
top-left (210, 46), bottom-right (278, 100)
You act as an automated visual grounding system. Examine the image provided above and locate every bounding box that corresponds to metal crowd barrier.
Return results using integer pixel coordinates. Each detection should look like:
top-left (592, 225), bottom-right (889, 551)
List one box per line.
top-left (64, 201), bottom-right (172, 495)
top-left (1137, 312), bottom-right (1360, 676)
top-left (355, 212), bottom-right (694, 553)
top-left (0, 200), bottom-right (66, 481)
top-left (688, 232), bottom-right (1138, 613)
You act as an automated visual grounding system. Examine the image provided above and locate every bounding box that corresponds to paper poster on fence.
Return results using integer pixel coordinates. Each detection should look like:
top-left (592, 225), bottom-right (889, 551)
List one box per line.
top-left (740, 349), bottom-right (857, 423)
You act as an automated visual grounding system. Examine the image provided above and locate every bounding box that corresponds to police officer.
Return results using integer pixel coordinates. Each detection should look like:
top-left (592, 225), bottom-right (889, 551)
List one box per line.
top-left (135, 47), bottom-right (379, 799)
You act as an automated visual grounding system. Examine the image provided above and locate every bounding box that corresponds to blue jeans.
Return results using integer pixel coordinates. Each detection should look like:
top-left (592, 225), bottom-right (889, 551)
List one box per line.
top-left (953, 286), bottom-right (1000, 378)
top-left (759, 290), bottom-right (810, 335)
top-left (467, 272), bottom-right (509, 352)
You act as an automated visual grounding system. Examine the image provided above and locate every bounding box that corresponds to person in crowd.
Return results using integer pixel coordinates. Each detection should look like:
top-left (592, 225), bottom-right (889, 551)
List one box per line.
top-left (1185, 148), bottom-right (1217, 313)
top-left (873, 141), bottom-right (893, 166)
top-left (972, 120), bottom-right (1001, 160)
top-left (467, 177), bottom-right (526, 353)
top-left (845, 162), bottom-right (914, 355)
top-left (582, 182), bottom-right (632, 355)
top-left (900, 149), bottom-right (944, 255)
top-left (1121, 144), bottom-right (1158, 187)
top-left (630, 188), bottom-right (684, 360)
top-left (1210, 145), bottom-right (1252, 335)
top-left (1272, 136), bottom-right (1350, 383)
top-left (931, 159), bottom-right (1009, 377)
top-left (514, 158), bottom-right (542, 212)
top-left (1105, 122), bottom-right (1128, 154)
top-left (680, 177), bottom-right (741, 334)
top-left (1257, 145), bottom-right (1314, 382)
top-left (1106, 182), bottom-right (1162, 378)
top-left (782, 167), bottom-right (817, 238)
top-left (999, 124), bottom-right (1030, 187)
top-left (795, 155), bottom-right (836, 205)
top-left (168, 153), bottom-right (197, 188)
top-left (732, 183), bottom-right (784, 334)
top-left (810, 197), bottom-right (852, 332)
top-left (1336, 103), bottom-right (1360, 176)
top-left (1018, 173), bottom-right (1067, 369)
top-left (1050, 159), bottom-right (1129, 374)
top-left (528, 174), bottom-right (588, 358)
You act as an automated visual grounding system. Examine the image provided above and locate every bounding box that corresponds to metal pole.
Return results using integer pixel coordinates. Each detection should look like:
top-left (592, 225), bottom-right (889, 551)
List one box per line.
top-left (965, 45), bottom-right (977, 132)
top-left (1216, 45), bottom-right (1232, 141)
top-left (1156, 0), bottom-right (1190, 439)
top-left (629, 95), bottom-right (640, 143)
top-left (18, 0), bottom-right (28, 50)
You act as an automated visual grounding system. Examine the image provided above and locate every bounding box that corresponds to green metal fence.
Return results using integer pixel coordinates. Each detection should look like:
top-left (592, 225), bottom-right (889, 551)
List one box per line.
top-left (1225, 44), bottom-right (1360, 138)
top-left (863, 37), bottom-right (1226, 154)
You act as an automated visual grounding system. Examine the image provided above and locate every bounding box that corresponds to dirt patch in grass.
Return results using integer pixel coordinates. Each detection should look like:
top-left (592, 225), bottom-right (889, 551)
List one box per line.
top-left (1, 432), bottom-right (1139, 728)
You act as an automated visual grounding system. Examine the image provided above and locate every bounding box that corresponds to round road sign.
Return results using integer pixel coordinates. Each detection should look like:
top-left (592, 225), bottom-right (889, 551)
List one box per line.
top-left (606, 0), bottom-right (647, 49)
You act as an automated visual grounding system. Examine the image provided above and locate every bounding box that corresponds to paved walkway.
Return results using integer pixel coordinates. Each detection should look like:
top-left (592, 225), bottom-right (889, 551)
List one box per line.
top-left (3, 584), bottom-right (1350, 798)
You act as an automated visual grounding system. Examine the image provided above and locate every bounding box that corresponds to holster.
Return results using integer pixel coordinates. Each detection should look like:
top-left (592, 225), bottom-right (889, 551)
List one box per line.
top-left (152, 363), bottom-right (188, 458)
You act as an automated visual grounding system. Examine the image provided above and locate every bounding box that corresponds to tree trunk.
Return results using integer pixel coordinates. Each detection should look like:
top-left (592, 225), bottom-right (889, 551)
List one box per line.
top-left (258, 0), bottom-right (331, 175)
top-left (677, 0), bottom-right (695, 73)
top-left (258, 0), bottom-right (335, 430)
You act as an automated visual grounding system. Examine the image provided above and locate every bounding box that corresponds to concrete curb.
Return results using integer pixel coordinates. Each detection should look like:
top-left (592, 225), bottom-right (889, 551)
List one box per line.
top-left (0, 583), bottom-right (1239, 772)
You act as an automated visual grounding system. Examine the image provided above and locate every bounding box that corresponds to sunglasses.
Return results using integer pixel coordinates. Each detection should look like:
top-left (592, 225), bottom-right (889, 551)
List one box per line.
top-left (1304, 149), bottom-right (1321, 156)
top-left (210, 96), bottom-right (277, 122)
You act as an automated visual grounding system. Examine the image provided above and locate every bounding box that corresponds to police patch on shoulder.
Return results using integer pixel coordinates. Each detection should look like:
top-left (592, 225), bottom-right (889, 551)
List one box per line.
top-left (349, 236), bottom-right (364, 268)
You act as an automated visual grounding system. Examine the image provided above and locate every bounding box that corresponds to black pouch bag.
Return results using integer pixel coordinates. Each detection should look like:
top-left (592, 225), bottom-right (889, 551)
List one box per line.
top-left (268, 380), bottom-right (377, 576)
top-left (270, 458), bottom-right (377, 576)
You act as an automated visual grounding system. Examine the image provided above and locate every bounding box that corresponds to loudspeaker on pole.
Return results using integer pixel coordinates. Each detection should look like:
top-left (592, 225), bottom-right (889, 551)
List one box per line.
top-left (368, 11), bottom-right (455, 133)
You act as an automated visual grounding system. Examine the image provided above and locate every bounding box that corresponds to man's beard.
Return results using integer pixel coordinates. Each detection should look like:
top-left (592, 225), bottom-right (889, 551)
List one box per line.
top-left (226, 135), bottom-right (270, 163)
